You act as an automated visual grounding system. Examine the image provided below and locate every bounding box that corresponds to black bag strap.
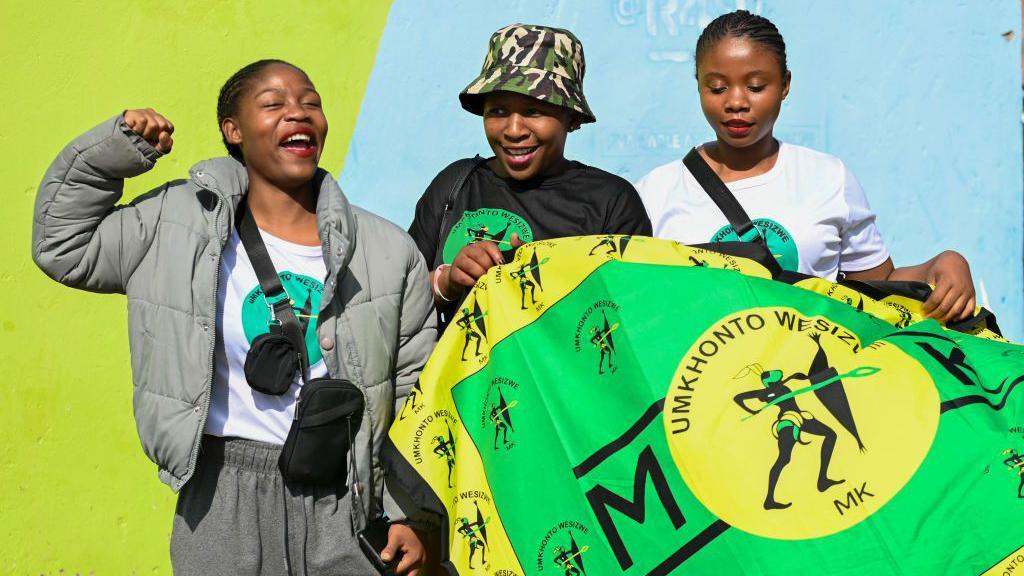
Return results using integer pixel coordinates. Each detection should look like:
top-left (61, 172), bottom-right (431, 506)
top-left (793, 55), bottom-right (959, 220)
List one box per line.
top-left (237, 200), bottom-right (310, 383)
top-left (433, 156), bottom-right (487, 268)
top-left (682, 148), bottom-right (783, 276)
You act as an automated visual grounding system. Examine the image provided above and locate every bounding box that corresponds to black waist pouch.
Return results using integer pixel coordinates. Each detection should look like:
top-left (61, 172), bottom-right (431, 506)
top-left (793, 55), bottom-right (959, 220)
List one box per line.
top-left (279, 378), bottom-right (365, 485)
top-left (244, 326), bottom-right (302, 396)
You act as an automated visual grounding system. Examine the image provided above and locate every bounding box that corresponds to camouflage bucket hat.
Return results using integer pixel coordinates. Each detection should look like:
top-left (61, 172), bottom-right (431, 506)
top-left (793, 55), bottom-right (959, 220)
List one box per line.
top-left (459, 23), bottom-right (596, 124)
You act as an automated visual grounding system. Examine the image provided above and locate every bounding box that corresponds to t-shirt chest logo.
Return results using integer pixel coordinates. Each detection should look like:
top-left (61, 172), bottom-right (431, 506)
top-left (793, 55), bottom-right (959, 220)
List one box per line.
top-left (443, 208), bottom-right (534, 264)
top-left (711, 218), bottom-right (799, 272)
top-left (241, 271), bottom-right (324, 365)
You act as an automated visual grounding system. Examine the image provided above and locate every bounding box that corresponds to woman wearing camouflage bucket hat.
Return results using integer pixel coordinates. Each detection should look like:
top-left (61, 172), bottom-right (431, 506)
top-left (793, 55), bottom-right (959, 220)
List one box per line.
top-left (409, 23), bottom-right (652, 327)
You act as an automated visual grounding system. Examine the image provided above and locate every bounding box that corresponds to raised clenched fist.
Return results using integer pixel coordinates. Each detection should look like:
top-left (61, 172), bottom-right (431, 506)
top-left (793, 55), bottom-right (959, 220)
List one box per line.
top-left (124, 108), bottom-right (174, 154)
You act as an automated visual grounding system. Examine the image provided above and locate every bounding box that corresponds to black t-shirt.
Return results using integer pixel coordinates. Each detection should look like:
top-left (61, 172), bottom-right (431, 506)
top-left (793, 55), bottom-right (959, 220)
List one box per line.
top-left (409, 158), bottom-right (652, 269)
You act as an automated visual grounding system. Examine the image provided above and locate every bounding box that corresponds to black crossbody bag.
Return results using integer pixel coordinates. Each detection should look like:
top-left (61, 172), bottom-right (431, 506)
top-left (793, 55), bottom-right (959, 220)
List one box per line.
top-left (236, 202), bottom-right (365, 485)
top-left (682, 147), bottom-right (784, 277)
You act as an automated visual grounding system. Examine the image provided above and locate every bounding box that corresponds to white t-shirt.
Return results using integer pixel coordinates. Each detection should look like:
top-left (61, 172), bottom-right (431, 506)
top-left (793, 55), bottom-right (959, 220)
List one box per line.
top-left (205, 229), bottom-right (328, 444)
top-left (635, 143), bottom-right (890, 280)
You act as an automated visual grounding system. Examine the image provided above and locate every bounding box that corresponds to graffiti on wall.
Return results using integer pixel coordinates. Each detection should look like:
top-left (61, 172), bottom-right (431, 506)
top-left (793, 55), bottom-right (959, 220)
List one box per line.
top-left (612, 0), bottom-right (764, 63)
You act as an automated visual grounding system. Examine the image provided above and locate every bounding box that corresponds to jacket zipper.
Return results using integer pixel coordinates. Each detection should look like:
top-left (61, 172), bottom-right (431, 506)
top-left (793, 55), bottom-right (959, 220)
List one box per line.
top-left (181, 194), bottom-right (223, 489)
top-left (320, 224), bottom-right (369, 526)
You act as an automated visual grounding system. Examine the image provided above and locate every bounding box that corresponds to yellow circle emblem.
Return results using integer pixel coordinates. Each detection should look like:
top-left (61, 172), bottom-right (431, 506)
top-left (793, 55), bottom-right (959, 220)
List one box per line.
top-left (663, 307), bottom-right (939, 539)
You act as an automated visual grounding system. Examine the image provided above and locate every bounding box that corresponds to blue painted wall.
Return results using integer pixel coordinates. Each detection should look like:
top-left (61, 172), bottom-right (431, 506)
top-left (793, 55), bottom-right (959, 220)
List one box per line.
top-left (340, 0), bottom-right (1023, 339)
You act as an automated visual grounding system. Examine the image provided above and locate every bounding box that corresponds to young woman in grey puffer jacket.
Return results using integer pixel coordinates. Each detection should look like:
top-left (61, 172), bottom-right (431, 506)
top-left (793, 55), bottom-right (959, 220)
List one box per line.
top-left (32, 60), bottom-right (434, 575)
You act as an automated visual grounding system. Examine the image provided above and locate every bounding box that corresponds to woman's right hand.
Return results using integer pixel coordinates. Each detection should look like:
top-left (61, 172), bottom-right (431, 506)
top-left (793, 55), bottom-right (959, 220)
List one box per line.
top-left (441, 233), bottom-right (524, 298)
top-left (124, 108), bottom-right (174, 154)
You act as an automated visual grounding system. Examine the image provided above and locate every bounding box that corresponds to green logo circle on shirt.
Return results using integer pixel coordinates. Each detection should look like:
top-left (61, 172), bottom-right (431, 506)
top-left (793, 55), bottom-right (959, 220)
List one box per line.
top-left (442, 208), bottom-right (534, 264)
top-left (241, 271), bottom-right (324, 365)
top-left (711, 218), bottom-right (799, 272)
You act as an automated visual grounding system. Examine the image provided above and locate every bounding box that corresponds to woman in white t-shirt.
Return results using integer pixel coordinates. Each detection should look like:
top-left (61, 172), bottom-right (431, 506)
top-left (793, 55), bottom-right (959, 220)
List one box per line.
top-left (635, 10), bottom-right (975, 322)
top-left (32, 60), bottom-right (431, 574)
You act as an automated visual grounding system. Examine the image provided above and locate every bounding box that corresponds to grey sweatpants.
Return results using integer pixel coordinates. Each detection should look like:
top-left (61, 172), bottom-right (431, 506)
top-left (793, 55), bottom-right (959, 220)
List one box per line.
top-left (170, 436), bottom-right (377, 575)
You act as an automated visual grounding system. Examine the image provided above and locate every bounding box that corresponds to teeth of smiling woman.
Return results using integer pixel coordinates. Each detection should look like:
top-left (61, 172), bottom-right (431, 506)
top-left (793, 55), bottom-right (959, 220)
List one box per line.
top-left (283, 134), bottom-right (312, 144)
top-left (505, 146), bottom-right (538, 156)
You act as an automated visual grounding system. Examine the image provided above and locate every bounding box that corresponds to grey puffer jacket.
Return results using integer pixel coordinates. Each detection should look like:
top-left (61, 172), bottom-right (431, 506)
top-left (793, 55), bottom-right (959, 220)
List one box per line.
top-left (32, 115), bottom-right (436, 527)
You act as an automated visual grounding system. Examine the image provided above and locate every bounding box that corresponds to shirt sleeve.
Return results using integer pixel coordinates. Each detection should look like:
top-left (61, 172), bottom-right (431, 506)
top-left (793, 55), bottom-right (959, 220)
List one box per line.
top-left (838, 165), bottom-right (890, 272)
top-left (604, 179), bottom-right (654, 236)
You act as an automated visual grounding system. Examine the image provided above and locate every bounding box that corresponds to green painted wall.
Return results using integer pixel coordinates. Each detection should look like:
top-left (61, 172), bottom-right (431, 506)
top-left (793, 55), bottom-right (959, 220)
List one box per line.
top-left (0, 2), bottom-right (391, 572)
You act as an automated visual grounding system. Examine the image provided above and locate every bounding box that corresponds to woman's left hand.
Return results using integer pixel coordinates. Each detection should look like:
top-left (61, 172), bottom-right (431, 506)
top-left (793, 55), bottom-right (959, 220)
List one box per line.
top-left (921, 250), bottom-right (975, 323)
top-left (382, 522), bottom-right (425, 575)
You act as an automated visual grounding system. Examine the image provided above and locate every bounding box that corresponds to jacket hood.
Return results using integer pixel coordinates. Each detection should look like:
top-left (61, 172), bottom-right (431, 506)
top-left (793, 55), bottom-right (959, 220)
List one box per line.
top-left (187, 157), bottom-right (357, 273)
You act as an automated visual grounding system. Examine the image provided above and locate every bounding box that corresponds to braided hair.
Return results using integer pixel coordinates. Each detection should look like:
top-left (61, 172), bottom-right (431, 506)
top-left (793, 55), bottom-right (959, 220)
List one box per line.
top-left (216, 59), bottom-right (305, 161)
top-left (694, 10), bottom-right (787, 78)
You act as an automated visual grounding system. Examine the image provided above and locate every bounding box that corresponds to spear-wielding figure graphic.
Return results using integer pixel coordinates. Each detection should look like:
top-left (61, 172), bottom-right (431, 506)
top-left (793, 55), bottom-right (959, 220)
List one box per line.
top-left (589, 311), bottom-right (618, 375)
top-left (490, 389), bottom-right (517, 449)
top-left (456, 301), bottom-right (488, 361)
top-left (589, 234), bottom-right (618, 257)
top-left (510, 250), bottom-right (548, 310)
top-left (399, 380), bottom-right (422, 421)
top-left (456, 501), bottom-right (490, 569)
top-left (295, 291), bottom-right (315, 333)
top-left (734, 333), bottom-right (877, 510)
top-left (1003, 448), bottom-right (1024, 498)
top-left (552, 531), bottom-right (588, 576)
top-left (432, 423), bottom-right (456, 488)
top-left (843, 296), bottom-right (866, 312)
top-left (467, 222), bottom-right (511, 246)
top-left (688, 255), bottom-right (709, 267)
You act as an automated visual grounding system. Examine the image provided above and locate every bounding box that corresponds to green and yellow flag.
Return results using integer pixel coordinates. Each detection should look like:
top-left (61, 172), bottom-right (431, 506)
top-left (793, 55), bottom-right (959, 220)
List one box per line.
top-left (385, 236), bottom-right (1023, 575)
